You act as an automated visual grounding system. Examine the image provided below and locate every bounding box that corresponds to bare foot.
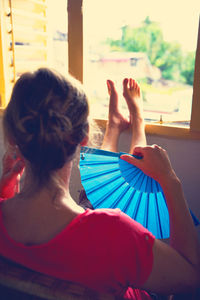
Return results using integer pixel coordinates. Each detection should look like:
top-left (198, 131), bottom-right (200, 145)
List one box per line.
top-left (101, 80), bottom-right (130, 152)
top-left (107, 79), bottom-right (129, 132)
top-left (123, 78), bottom-right (146, 152)
top-left (123, 78), bottom-right (143, 119)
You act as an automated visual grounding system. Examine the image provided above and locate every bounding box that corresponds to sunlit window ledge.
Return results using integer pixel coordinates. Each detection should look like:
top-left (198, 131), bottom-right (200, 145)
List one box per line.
top-left (1, 108), bottom-right (199, 140)
top-left (94, 119), bottom-right (200, 140)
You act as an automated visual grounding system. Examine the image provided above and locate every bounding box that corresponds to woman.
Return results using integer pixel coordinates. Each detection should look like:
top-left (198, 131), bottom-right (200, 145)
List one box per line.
top-left (0, 68), bottom-right (199, 299)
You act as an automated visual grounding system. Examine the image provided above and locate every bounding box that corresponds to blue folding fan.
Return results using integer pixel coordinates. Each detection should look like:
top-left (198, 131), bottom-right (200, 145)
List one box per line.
top-left (79, 146), bottom-right (200, 239)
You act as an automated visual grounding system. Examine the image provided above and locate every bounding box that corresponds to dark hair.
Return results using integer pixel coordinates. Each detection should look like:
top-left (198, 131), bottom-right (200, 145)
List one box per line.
top-left (3, 68), bottom-right (89, 185)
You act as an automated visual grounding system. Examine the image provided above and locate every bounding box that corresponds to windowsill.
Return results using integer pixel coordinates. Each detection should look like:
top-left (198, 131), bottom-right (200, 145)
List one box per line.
top-left (94, 119), bottom-right (200, 140)
top-left (1, 107), bottom-right (200, 140)
top-left (145, 123), bottom-right (200, 139)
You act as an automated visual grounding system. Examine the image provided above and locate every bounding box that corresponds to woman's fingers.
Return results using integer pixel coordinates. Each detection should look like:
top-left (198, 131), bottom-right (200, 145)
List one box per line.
top-left (120, 145), bottom-right (176, 184)
top-left (120, 154), bottom-right (142, 168)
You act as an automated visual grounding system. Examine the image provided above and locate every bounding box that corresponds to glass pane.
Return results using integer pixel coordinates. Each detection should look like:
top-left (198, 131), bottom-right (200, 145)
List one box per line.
top-left (83, 0), bottom-right (199, 125)
top-left (12, 0), bottom-right (68, 78)
top-left (48, 0), bottom-right (68, 76)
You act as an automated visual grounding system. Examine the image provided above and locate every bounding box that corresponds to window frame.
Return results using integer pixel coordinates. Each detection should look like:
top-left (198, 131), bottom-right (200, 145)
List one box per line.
top-left (68, 0), bottom-right (200, 140)
top-left (1, 0), bottom-right (199, 139)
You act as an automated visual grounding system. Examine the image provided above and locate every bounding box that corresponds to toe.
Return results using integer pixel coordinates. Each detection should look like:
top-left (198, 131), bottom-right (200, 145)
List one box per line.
top-left (123, 78), bottom-right (128, 89)
top-left (107, 79), bottom-right (117, 95)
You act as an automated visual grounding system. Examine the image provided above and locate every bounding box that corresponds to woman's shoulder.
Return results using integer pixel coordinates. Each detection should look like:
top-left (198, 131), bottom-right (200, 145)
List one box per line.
top-left (81, 208), bottom-right (155, 240)
top-left (82, 208), bottom-right (122, 223)
top-left (83, 207), bottom-right (142, 226)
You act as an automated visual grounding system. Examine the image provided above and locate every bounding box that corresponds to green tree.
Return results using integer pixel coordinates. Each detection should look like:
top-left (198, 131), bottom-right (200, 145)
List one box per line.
top-left (107, 17), bottom-right (187, 82)
top-left (155, 41), bottom-right (183, 80)
top-left (120, 18), bottom-right (164, 66)
top-left (181, 52), bottom-right (195, 85)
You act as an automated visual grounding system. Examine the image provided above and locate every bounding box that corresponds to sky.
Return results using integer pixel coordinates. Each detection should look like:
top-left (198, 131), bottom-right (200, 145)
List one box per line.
top-left (49, 0), bottom-right (200, 52)
top-left (83, 0), bottom-right (200, 52)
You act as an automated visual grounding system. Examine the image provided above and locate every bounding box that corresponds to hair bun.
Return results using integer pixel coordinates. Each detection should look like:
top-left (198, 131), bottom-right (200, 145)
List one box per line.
top-left (18, 108), bottom-right (76, 172)
top-left (3, 68), bottom-right (89, 185)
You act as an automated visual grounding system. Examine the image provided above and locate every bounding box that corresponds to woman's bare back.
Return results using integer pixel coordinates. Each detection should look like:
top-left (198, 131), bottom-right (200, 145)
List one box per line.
top-left (1, 195), bottom-right (84, 246)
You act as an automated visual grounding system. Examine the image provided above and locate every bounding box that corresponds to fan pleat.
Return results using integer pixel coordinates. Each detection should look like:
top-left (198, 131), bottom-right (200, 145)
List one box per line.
top-left (130, 190), bottom-right (143, 219)
top-left (80, 163), bottom-right (119, 181)
top-left (80, 152), bottom-right (119, 164)
top-left (122, 189), bottom-right (140, 217)
top-left (133, 193), bottom-right (148, 225)
top-left (146, 193), bottom-right (160, 238)
top-left (87, 176), bottom-right (126, 208)
top-left (82, 171), bottom-right (121, 195)
top-left (109, 185), bottom-right (132, 209)
top-left (101, 183), bottom-right (133, 210)
top-left (119, 159), bottom-right (141, 184)
top-left (120, 166), bottom-right (141, 182)
top-left (156, 192), bottom-right (170, 238)
top-left (152, 177), bottom-right (162, 193)
top-left (148, 192), bottom-right (170, 238)
top-left (146, 177), bottom-right (153, 193)
top-left (128, 172), bottom-right (144, 189)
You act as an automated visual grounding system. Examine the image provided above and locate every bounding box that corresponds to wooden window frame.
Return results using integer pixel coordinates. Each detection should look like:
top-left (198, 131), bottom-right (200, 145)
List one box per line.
top-left (1, 0), bottom-right (199, 139)
top-left (68, 0), bottom-right (200, 140)
top-left (0, 0), bottom-right (48, 113)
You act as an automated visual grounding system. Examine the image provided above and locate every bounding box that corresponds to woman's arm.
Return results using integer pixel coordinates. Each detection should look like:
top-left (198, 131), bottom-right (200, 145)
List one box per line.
top-left (121, 145), bottom-right (200, 294)
top-left (143, 178), bottom-right (200, 294)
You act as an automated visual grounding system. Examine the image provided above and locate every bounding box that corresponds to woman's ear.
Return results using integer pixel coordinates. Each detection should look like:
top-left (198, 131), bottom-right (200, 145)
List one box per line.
top-left (7, 143), bottom-right (23, 160)
top-left (80, 135), bottom-right (89, 147)
top-left (15, 145), bottom-right (23, 159)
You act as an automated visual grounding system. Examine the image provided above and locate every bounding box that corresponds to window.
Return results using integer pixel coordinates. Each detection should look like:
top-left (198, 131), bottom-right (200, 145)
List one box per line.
top-left (83, 0), bottom-right (200, 128)
top-left (68, 0), bottom-right (200, 138)
top-left (0, 0), bottom-right (68, 107)
top-left (1, 0), bottom-right (200, 138)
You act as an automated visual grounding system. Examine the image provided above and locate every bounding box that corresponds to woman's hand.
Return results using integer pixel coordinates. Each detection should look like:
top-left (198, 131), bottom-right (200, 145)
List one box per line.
top-left (0, 148), bottom-right (25, 198)
top-left (120, 144), bottom-right (177, 185)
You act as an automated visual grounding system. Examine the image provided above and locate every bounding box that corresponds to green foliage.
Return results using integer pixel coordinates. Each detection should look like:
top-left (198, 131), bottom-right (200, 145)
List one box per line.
top-left (120, 20), bottom-right (164, 65)
top-left (180, 52), bottom-right (195, 85)
top-left (106, 17), bottom-right (195, 85)
top-left (155, 41), bottom-right (183, 81)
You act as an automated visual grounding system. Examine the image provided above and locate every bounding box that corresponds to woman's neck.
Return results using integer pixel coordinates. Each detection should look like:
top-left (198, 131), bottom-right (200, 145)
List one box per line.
top-left (19, 160), bottom-right (73, 201)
